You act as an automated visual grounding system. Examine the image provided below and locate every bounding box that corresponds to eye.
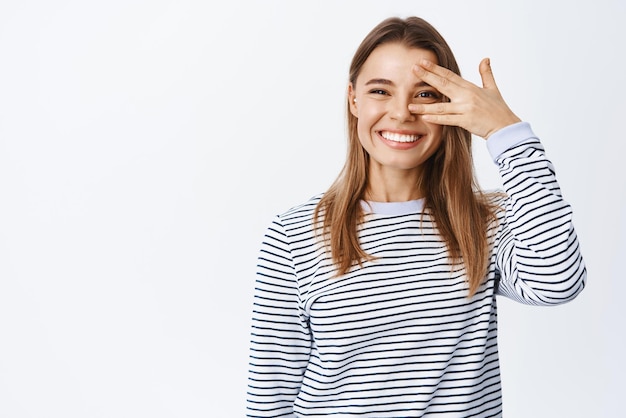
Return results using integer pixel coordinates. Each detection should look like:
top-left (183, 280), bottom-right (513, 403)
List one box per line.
top-left (368, 89), bottom-right (389, 96)
top-left (415, 90), bottom-right (441, 103)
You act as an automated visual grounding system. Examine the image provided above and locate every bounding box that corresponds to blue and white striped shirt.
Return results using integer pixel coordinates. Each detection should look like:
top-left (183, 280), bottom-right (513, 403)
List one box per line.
top-left (247, 122), bottom-right (586, 417)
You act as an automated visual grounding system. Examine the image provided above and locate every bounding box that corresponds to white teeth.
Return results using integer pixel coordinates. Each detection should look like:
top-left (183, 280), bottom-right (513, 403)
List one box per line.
top-left (380, 131), bottom-right (421, 143)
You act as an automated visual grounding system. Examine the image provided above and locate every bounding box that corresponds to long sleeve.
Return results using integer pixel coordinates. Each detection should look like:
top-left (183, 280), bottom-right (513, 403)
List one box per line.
top-left (247, 216), bottom-right (311, 417)
top-left (489, 122), bottom-right (586, 305)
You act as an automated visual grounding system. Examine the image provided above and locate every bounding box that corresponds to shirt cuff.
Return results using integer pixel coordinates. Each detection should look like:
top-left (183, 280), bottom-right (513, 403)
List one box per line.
top-left (486, 121), bottom-right (538, 162)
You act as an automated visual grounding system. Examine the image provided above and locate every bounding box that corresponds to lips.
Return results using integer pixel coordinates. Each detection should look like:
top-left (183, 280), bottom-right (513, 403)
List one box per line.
top-left (379, 131), bottom-right (423, 143)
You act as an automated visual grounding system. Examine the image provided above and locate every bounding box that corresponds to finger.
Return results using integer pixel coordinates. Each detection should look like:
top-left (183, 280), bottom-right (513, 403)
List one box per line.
top-left (408, 102), bottom-right (462, 116)
top-left (479, 58), bottom-right (498, 91)
top-left (414, 59), bottom-right (475, 89)
top-left (419, 113), bottom-right (461, 127)
top-left (412, 61), bottom-right (462, 96)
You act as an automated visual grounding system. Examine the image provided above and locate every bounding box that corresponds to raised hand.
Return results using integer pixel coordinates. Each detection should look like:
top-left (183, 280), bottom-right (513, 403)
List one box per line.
top-left (409, 58), bottom-right (521, 139)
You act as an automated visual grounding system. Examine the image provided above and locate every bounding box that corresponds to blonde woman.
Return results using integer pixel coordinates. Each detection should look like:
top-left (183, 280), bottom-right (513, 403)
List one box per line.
top-left (247, 16), bottom-right (586, 417)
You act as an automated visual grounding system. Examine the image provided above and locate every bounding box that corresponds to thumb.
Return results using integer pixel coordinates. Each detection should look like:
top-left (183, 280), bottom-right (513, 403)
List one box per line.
top-left (479, 58), bottom-right (498, 90)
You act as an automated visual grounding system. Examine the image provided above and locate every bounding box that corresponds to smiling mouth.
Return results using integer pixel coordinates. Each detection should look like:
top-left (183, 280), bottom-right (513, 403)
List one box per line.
top-left (379, 131), bottom-right (422, 143)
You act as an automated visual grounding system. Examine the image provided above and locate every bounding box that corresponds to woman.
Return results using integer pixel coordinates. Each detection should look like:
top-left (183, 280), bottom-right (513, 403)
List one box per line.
top-left (247, 16), bottom-right (586, 417)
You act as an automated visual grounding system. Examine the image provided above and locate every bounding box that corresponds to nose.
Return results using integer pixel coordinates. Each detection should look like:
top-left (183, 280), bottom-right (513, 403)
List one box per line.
top-left (389, 96), bottom-right (416, 123)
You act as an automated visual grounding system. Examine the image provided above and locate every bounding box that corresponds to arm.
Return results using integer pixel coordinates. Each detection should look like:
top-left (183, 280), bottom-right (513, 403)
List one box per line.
top-left (247, 216), bottom-right (311, 417)
top-left (409, 58), bottom-right (586, 305)
top-left (488, 122), bottom-right (586, 305)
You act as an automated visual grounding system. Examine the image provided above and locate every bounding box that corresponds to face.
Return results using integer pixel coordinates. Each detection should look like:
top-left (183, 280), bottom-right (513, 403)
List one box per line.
top-left (349, 43), bottom-right (444, 178)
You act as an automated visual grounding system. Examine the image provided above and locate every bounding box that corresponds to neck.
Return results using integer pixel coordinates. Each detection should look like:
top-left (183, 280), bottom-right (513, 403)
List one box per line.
top-left (366, 165), bottom-right (423, 202)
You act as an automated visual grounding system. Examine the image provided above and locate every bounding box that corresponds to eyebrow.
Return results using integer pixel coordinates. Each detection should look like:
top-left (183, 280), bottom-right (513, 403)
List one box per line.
top-left (364, 78), bottom-right (431, 88)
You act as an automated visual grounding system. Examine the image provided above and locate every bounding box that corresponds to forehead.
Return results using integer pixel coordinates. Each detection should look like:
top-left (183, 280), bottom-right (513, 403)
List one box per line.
top-left (356, 43), bottom-right (438, 84)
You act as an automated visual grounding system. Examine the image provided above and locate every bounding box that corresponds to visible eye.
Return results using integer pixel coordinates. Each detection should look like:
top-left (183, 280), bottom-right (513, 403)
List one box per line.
top-left (415, 90), bottom-right (441, 103)
top-left (368, 89), bottom-right (389, 96)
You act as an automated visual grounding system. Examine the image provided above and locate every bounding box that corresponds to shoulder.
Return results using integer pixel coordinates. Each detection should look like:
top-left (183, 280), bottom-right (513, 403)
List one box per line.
top-left (279, 193), bottom-right (323, 218)
top-left (273, 193), bottom-right (324, 231)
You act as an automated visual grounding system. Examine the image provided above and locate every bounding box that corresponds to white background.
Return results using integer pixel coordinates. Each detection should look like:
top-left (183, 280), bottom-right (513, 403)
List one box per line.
top-left (1, 1), bottom-right (624, 417)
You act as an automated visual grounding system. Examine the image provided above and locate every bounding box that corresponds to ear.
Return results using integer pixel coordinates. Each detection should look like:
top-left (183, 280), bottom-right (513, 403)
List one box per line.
top-left (348, 83), bottom-right (358, 117)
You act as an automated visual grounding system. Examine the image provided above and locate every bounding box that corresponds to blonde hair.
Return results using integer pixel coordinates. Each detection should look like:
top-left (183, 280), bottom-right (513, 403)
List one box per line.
top-left (314, 17), bottom-right (499, 296)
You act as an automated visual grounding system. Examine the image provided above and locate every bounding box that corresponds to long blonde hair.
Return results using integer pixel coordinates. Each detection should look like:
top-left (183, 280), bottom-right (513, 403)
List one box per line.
top-left (314, 17), bottom-right (499, 296)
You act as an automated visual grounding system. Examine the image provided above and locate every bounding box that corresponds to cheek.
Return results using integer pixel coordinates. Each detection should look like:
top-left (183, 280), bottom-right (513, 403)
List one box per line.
top-left (424, 123), bottom-right (444, 154)
top-left (356, 124), bottom-right (372, 149)
top-left (355, 119), bottom-right (376, 152)
top-left (355, 104), bottom-right (383, 130)
top-left (355, 108), bottom-right (372, 135)
top-left (426, 122), bottom-right (443, 142)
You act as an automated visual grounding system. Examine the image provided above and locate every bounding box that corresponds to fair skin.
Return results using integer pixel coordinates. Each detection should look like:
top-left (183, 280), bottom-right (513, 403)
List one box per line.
top-left (410, 56), bottom-right (521, 139)
top-left (348, 42), bottom-right (520, 202)
top-left (349, 43), bottom-right (443, 202)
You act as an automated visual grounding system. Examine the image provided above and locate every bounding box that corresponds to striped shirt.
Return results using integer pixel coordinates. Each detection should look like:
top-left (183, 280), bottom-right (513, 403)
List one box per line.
top-left (247, 122), bottom-right (586, 417)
